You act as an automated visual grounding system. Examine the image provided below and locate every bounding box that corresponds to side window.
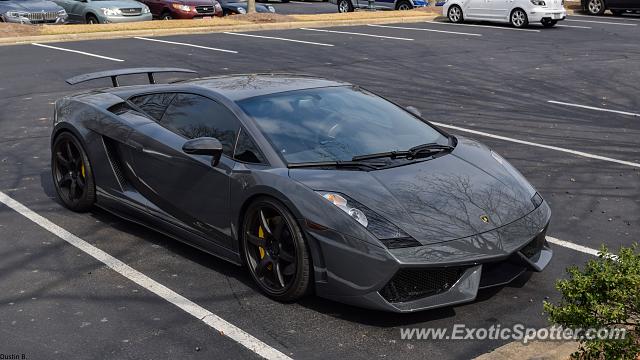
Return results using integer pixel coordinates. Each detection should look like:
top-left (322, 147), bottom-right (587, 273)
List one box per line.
top-left (234, 128), bottom-right (266, 164)
top-left (161, 93), bottom-right (240, 156)
top-left (129, 93), bottom-right (176, 121)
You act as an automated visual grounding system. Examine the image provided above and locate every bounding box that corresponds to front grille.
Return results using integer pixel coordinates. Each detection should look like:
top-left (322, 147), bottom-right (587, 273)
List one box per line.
top-left (25, 11), bottom-right (59, 22)
top-left (380, 268), bottom-right (465, 303)
top-left (120, 8), bottom-right (142, 16)
top-left (195, 5), bottom-right (215, 13)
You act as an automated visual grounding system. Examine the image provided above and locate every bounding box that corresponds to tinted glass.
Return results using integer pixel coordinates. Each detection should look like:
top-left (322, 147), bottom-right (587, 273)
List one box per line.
top-left (130, 93), bottom-right (176, 121)
top-left (161, 93), bottom-right (240, 156)
top-left (234, 128), bottom-right (266, 164)
top-left (237, 87), bottom-right (448, 163)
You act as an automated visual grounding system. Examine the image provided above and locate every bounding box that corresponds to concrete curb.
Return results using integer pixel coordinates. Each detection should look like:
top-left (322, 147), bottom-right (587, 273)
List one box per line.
top-left (0, 14), bottom-right (439, 46)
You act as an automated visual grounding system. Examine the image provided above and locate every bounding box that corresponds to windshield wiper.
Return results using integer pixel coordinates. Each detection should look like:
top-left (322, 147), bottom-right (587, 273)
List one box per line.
top-left (351, 143), bottom-right (454, 162)
top-left (287, 160), bottom-right (386, 170)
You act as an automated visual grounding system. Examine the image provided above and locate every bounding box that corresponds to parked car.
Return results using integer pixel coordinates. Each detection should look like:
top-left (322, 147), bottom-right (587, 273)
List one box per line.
top-left (139, 0), bottom-right (222, 19)
top-left (582, 0), bottom-right (640, 15)
top-left (52, 0), bottom-right (152, 23)
top-left (443, 0), bottom-right (566, 27)
top-left (0, 0), bottom-right (68, 24)
top-left (332, 0), bottom-right (427, 12)
top-left (52, 68), bottom-right (552, 312)
top-left (217, 0), bottom-right (274, 15)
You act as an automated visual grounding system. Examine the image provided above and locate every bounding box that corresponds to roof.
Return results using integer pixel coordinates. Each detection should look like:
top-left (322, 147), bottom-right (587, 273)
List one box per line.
top-left (186, 74), bottom-right (350, 101)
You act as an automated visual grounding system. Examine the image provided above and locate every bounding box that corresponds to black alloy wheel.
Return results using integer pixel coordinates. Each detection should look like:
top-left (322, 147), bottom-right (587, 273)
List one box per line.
top-left (242, 198), bottom-right (311, 301)
top-left (51, 132), bottom-right (96, 212)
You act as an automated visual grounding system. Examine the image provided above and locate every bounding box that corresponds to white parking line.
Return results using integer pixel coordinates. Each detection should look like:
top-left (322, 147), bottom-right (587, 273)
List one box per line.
top-left (134, 37), bottom-right (238, 54)
top-left (367, 23), bottom-right (483, 36)
top-left (556, 24), bottom-right (592, 29)
top-left (0, 191), bottom-right (292, 360)
top-left (546, 236), bottom-right (601, 257)
top-left (548, 100), bottom-right (640, 117)
top-left (299, 27), bottom-right (414, 41)
top-left (222, 32), bottom-right (334, 46)
top-left (569, 14), bottom-right (640, 21)
top-left (32, 43), bottom-right (124, 62)
top-left (430, 121), bottom-right (640, 169)
top-left (565, 19), bottom-right (637, 25)
top-left (424, 21), bottom-right (540, 32)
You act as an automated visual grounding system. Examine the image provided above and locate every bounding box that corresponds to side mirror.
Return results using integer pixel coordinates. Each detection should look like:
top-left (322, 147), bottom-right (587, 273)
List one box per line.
top-left (182, 137), bottom-right (223, 167)
top-left (405, 106), bottom-right (422, 118)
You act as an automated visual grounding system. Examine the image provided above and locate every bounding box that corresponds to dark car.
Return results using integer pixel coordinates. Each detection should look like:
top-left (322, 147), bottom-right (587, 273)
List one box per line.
top-left (583, 0), bottom-right (640, 15)
top-left (51, 68), bottom-right (552, 313)
top-left (218, 0), bottom-right (274, 15)
top-left (140, 0), bottom-right (222, 19)
top-left (0, 0), bottom-right (67, 24)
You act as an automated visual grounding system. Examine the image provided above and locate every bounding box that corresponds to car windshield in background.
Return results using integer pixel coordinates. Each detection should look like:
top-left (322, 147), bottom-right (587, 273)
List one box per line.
top-left (238, 86), bottom-right (449, 164)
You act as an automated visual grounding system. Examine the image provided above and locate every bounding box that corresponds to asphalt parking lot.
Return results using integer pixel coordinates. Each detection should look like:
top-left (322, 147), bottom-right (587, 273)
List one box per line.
top-left (1, 14), bottom-right (640, 359)
top-left (269, 0), bottom-right (335, 15)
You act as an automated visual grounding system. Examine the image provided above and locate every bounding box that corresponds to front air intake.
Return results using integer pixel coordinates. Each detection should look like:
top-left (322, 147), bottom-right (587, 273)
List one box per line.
top-left (379, 267), bottom-right (466, 303)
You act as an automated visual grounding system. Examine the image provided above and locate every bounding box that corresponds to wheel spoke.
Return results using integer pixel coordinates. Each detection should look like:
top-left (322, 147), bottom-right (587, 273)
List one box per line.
top-left (56, 152), bottom-right (71, 170)
top-left (282, 263), bottom-right (296, 277)
top-left (58, 173), bottom-right (72, 187)
top-left (259, 210), bottom-right (272, 236)
top-left (65, 142), bottom-right (74, 162)
top-left (255, 256), bottom-right (272, 278)
top-left (279, 248), bottom-right (295, 263)
top-left (246, 232), bottom-right (265, 247)
top-left (272, 216), bottom-right (285, 241)
top-left (69, 180), bottom-right (78, 200)
top-left (275, 262), bottom-right (286, 288)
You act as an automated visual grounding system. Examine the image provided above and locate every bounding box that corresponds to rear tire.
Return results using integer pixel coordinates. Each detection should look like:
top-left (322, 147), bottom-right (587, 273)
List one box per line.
top-left (51, 132), bottom-right (96, 213)
top-left (86, 14), bottom-right (99, 24)
top-left (396, 0), bottom-right (413, 10)
top-left (541, 18), bottom-right (557, 27)
top-left (510, 8), bottom-right (528, 28)
top-left (241, 198), bottom-right (311, 302)
top-left (447, 5), bottom-right (463, 23)
top-left (337, 0), bottom-right (354, 12)
top-left (586, 0), bottom-right (605, 15)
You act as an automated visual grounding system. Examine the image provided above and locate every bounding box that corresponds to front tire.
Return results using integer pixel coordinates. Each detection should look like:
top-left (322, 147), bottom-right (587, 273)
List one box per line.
top-left (447, 5), bottom-right (463, 23)
top-left (396, 0), bottom-right (413, 10)
top-left (337, 0), bottom-right (354, 12)
top-left (510, 8), bottom-right (528, 28)
top-left (541, 18), bottom-right (557, 27)
top-left (241, 198), bottom-right (311, 302)
top-left (161, 11), bottom-right (173, 20)
top-left (51, 132), bottom-right (96, 212)
top-left (586, 0), bottom-right (605, 15)
top-left (86, 14), bottom-right (99, 24)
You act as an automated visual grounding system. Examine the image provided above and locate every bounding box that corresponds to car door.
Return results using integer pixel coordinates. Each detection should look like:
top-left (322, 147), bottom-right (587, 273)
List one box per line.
top-left (464, 0), bottom-right (490, 18)
top-left (67, 0), bottom-right (87, 22)
top-left (487, 0), bottom-right (509, 19)
top-left (126, 92), bottom-right (239, 249)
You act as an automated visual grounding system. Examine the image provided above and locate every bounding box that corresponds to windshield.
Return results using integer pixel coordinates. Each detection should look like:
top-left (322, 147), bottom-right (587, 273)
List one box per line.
top-left (238, 86), bottom-right (449, 164)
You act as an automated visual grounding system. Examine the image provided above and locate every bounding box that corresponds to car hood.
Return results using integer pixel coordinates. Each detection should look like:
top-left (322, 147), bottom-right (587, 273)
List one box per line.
top-left (289, 137), bottom-right (538, 245)
top-left (178, 0), bottom-right (217, 5)
top-left (0, 0), bottom-right (63, 12)
top-left (86, 0), bottom-right (143, 8)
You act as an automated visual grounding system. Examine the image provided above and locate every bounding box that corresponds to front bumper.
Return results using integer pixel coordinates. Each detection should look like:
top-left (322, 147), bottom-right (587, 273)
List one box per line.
top-left (102, 13), bottom-right (153, 23)
top-left (1, 14), bottom-right (67, 24)
top-left (307, 201), bottom-right (552, 312)
top-left (528, 7), bottom-right (566, 22)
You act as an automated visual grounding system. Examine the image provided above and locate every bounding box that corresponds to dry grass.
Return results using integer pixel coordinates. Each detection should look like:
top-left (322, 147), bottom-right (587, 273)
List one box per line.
top-left (0, 9), bottom-right (437, 38)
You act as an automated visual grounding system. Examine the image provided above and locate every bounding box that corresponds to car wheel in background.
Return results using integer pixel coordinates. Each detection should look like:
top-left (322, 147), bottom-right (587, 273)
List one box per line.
top-left (241, 198), bottom-right (311, 302)
top-left (396, 0), bottom-right (413, 10)
top-left (541, 18), bottom-right (557, 27)
top-left (586, 0), bottom-right (605, 15)
top-left (161, 11), bottom-right (173, 20)
top-left (447, 5), bottom-right (463, 23)
top-left (510, 8), bottom-right (528, 27)
top-left (51, 132), bottom-right (96, 212)
top-left (86, 14), bottom-right (99, 24)
top-left (337, 0), bottom-right (354, 12)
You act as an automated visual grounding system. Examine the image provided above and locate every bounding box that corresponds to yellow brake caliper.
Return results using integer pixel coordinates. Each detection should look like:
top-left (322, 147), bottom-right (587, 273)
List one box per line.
top-left (258, 226), bottom-right (266, 259)
top-left (80, 163), bottom-right (86, 178)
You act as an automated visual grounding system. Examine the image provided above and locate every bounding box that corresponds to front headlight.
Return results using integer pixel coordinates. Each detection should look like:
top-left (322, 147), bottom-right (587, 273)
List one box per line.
top-left (267, 5), bottom-right (275, 12)
top-left (58, 9), bottom-right (67, 16)
top-left (142, 6), bottom-right (151, 13)
top-left (530, 0), bottom-right (546, 5)
top-left (6, 11), bottom-right (27, 18)
top-left (317, 192), bottom-right (422, 248)
top-left (236, 6), bottom-right (246, 14)
top-left (171, 3), bottom-right (192, 11)
top-left (101, 7), bottom-right (122, 16)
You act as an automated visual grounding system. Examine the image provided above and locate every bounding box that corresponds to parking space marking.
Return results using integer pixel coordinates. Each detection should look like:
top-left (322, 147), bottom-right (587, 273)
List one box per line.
top-left (548, 100), bottom-right (640, 117)
top-left (367, 23), bottom-right (482, 36)
top-left (569, 14), bottom-right (640, 21)
top-left (556, 24), bottom-right (592, 29)
top-left (565, 19), bottom-right (637, 25)
top-left (222, 32), bottom-right (334, 46)
top-left (134, 37), bottom-right (238, 54)
top-left (430, 121), bottom-right (640, 168)
top-left (31, 43), bottom-right (125, 62)
top-left (424, 21), bottom-right (540, 32)
top-left (547, 236), bottom-right (602, 257)
top-left (299, 27), bottom-right (414, 40)
top-left (0, 191), bottom-right (292, 360)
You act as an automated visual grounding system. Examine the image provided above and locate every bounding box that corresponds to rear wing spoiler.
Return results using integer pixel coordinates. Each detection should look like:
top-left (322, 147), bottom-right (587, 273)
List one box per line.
top-left (65, 68), bottom-right (198, 87)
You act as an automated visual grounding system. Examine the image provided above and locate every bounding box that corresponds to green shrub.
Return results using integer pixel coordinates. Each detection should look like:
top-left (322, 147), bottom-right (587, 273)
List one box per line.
top-left (544, 244), bottom-right (640, 360)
